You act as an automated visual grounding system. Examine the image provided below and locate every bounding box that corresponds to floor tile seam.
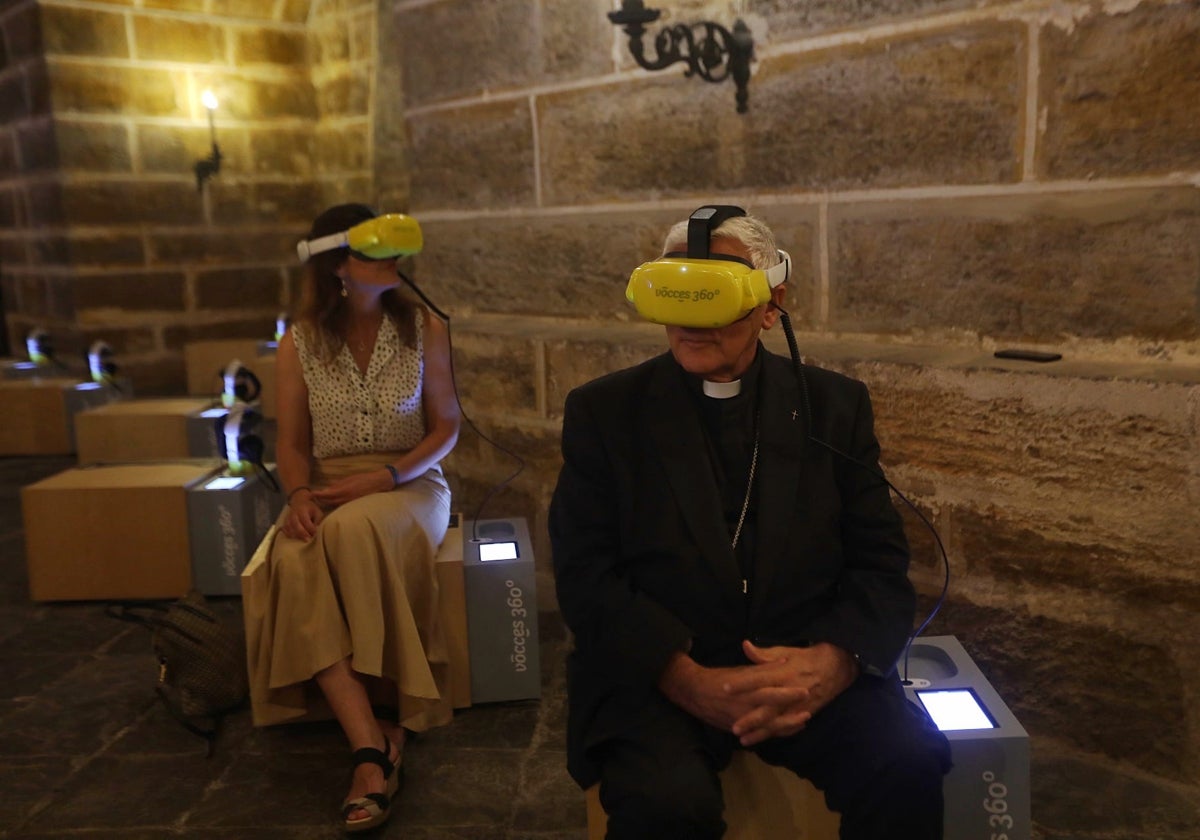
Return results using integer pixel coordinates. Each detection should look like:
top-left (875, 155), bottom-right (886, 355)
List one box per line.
top-left (5, 701), bottom-right (160, 834)
top-left (502, 666), bottom-right (568, 831)
top-left (173, 750), bottom-right (241, 832)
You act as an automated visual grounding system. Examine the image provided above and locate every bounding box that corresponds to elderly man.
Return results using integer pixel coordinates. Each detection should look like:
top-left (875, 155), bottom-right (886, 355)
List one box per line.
top-left (550, 206), bottom-right (951, 838)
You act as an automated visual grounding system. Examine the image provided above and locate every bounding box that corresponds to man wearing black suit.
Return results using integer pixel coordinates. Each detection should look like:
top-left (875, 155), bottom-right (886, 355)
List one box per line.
top-left (550, 208), bottom-right (950, 839)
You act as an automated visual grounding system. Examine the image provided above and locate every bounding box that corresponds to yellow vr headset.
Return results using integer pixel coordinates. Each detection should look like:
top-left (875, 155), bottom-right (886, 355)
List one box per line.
top-left (296, 213), bottom-right (423, 262)
top-left (625, 205), bottom-right (790, 328)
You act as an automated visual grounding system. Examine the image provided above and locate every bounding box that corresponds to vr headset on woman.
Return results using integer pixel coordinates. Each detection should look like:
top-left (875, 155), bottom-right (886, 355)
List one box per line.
top-left (296, 213), bottom-right (424, 262)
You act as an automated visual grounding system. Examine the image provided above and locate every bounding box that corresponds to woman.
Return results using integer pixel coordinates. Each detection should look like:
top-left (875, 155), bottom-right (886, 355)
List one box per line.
top-left (246, 203), bottom-right (459, 832)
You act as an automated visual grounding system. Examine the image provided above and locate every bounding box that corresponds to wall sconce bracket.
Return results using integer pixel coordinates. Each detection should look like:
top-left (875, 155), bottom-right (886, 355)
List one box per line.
top-left (608, 0), bottom-right (755, 113)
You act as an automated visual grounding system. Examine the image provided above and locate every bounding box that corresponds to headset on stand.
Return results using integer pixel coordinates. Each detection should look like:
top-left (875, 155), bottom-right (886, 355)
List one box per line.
top-left (87, 340), bottom-right (121, 390)
top-left (26, 328), bottom-right (56, 367)
top-left (275, 312), bottom-right (290, 343)
top-left (213, 403), bottom-right (278, 490)
top-left (295, 211), bottom-right (526, 539)
top-left (219, 359), bottom-right (261, 409)
top-left (626, 205), bottom-right (950, 680)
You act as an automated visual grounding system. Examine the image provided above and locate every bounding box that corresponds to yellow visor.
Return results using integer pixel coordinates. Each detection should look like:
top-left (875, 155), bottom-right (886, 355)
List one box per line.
top-left (625, 252), bottom-right (790, 328)
top-left (296, 213), bottom-right (424, 262)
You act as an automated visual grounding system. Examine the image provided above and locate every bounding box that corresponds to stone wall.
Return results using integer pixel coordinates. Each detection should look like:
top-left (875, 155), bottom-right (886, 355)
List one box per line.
top-left (383, 0), bottom-right (1200, 835)
top-left (0, 0), bottom-right (339, 391)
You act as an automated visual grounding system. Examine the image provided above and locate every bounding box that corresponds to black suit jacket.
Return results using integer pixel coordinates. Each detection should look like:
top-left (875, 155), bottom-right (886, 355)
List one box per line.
top-left (549, 347), bottom-right (915, 786)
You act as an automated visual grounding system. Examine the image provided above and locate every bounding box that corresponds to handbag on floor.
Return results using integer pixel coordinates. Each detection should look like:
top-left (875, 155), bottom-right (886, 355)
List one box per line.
top-left (107, 589), bottom-right (249, 755)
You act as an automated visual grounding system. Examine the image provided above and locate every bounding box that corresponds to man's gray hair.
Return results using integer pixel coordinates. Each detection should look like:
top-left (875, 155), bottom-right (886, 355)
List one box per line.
top-left (661, 212), bottom-right (781, 271)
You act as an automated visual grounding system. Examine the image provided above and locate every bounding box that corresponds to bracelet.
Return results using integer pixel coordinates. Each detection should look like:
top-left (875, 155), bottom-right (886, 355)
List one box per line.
top-left (385, 464), bottom-right (400, 487)
top-left (286, 485), bottom-right (311, 504)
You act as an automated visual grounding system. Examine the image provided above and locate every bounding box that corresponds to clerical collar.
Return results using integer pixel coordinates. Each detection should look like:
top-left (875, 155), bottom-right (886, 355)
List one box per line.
top-left (703, 379), bottom-right (742, 399)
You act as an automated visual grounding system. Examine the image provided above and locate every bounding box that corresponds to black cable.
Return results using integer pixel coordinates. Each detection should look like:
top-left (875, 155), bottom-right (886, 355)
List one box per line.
top-left (397, 271), bottom-right (526, 542)
top-left (776, 306), bottom-right (950, 683)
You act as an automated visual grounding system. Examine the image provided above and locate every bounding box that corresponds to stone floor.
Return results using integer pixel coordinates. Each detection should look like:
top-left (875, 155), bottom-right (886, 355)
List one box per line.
top-left (0, 455), bottom-right (587, 839)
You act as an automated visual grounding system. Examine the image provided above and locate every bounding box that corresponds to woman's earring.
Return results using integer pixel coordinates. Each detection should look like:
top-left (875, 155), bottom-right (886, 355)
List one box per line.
top-left (339, 276), bottom-right (348, 298)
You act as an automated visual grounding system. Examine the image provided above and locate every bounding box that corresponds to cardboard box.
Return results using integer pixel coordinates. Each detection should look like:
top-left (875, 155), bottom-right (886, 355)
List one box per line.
top-left (0, 378), bottom-right (122, 456)
top-left (187, 467), bottom-right (283, 596)
top-left (23, 461), bottom-right (221, 602)
top-left (75, 397), bottom-right (219, 464)
top-left (1, 358), bottom-right (45, 380)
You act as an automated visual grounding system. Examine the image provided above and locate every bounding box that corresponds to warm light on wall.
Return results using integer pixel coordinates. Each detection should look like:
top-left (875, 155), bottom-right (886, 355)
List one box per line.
top-left (194, 88), bottom-right (223, 190)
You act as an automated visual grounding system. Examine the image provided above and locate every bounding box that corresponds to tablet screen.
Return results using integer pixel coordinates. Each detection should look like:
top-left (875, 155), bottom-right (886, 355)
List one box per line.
top-left (916, 688), bottom-right (997, 731)
top-left (479, 541), bottom-right (519, 562)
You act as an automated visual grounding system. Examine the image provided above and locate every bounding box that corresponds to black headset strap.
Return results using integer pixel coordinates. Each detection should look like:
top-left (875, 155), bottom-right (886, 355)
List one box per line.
top-left (687, 205), bottom-right (746, 259)
top-left (663, 250), bottom-right (754, 269)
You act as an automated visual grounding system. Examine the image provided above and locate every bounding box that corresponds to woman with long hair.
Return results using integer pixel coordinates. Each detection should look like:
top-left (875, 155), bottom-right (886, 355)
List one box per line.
top-left (245, 203), bottom-right (459, 832)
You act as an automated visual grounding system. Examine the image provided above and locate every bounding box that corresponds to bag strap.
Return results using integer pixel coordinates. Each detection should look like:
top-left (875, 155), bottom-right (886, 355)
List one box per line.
top-left (155, 683), bottom-right (218, 758)
top-left (105, 602), bottom-right (169, 628)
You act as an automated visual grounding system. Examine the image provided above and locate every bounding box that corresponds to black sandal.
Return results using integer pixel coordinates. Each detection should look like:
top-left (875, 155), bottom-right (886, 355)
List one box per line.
top-left (341, 741), bottom-right (402, 833)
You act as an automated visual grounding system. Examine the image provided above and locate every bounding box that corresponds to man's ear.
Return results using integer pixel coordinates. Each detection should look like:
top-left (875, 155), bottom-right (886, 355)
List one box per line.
top-left (761, 284), bottom-right (788, 330)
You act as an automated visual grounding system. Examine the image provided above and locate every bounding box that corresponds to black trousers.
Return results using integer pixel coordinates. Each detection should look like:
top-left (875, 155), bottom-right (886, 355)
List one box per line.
top-left (595, 676), bottom-right (952, 840)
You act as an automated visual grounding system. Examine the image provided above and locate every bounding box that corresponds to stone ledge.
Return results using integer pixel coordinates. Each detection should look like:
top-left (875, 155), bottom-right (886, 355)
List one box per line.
top-left (447, 314), bottom-right (1200, 386)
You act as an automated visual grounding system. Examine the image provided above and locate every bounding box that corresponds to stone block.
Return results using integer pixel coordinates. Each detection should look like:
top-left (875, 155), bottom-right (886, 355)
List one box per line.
top-left (143, 0), bottom-right (205, 10)
top-left (26, 181), bottom-right (65, 226)
top-left (308, 23), bottom-right (349, 64)
top-left (40, 5), bottom-right (129, 58)
top-left (77, 325), bottom-right (158, 356)
top-left (832, 187), bottom-right (1200, 341)
top-left (921, 599), bottom-right (1191, 781)
top-left (408, 101), bottom-right (535, 210)
top-left (416, 211), bottom-right (687, 320)
top-left (139, 123), bottom-right (249, 176)
top-left (314, 124), bottom-right (368, 174)
top-left (212, 0), bottom-right (283, 20)
top-left (15, 120), bottom-right (57, 173)
top-left (133, 15), bottom-right (226, 64)
top-left (1030, 749), bottom-right (1200, 838)
top-left (150, 231), bottom-right (297, 265)
top-left (120, 356), bottom-right (188, 396)
top-left (220, 75), bottom-right (315, 120)
top-left (0, 74), bottom-right (31, 123)
top-left (53, 120), bottom-right (130, 172)
top-left (348, 9), bottom-right (373, 62)
top-left (853, 361), bottom-right (1198, 557)
top-left (235, 28), bottom-right (306, 65)
top-left (450, 332), bottom-right (540, 419)
top-left (1040, 4), bottom-right (1200, 179)
top-left (194, 267), bottom-right (284, 310)
top-left (74, 272), bottom-right (185, 312)
top-left (48, 64), bottom-right (180, 117)
top-left (389, 0), bottom-right (611, 108)
top-left (740, 0), bottom-right (1005, 41)
top-left (62, 234), bottom-right (145, 267)
top-left (539, 25), bottom-right (1021, 203)
top-left (162, 318), bottom-right (275, 350)
top-left (2, 2), bottom-right (42, 65)
top-left (544, 331), bottom-right (669, 417)
top-left (279, 0), bottom-right (311, 24)
top-left (249, 127), bottom-right (315, 176)
top-left (0, 131), bottom-right (16, 177)
top-left (314, 72), bottom-right (369, 118)
top-left (952, 504), bottom-right (1200, 616)
top-left (0, 187), bottom-right (17, 228)
top-left (61, 181), bottom-right (202, 227)
top-left (250, 181), bottom-right (322, 224)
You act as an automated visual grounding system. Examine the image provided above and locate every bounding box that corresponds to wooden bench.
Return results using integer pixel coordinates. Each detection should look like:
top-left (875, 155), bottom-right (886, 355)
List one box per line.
top-left (585, 749), bottom-right (840, 839)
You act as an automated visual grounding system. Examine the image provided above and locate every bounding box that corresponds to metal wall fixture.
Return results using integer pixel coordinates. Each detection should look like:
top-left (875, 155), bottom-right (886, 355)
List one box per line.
top-left (607, 0), bottom-right (755, 113)
top-left (194, 89), bottom-right (223, 191)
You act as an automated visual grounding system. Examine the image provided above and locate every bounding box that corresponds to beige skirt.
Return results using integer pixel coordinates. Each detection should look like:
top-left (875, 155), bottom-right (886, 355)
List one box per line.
top-left (244, 452), bottom-right (453, 732)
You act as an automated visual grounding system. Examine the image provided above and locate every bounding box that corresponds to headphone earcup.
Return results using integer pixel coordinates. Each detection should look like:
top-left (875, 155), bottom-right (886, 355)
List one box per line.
top-left (235, 368), bottom-right (262, 402)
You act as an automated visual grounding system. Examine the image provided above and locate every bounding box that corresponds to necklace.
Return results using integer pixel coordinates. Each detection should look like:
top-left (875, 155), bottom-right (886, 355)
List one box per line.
top-left (348, 315), bottom-right (382, 354)
top-left (730, 411), bottom-right (760, 551)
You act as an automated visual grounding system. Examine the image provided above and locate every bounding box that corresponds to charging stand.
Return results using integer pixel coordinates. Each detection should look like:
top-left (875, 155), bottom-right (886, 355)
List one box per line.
top-left (902, 635), bottom-right (1030, 840)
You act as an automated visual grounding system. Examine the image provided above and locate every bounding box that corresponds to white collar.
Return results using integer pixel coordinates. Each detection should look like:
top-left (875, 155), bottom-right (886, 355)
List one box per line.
top-left (703, 379), bottom-right (742, 399)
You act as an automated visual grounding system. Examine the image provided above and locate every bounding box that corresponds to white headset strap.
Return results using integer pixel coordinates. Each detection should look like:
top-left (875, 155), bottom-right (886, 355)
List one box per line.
top-left (296, 230), bottom-right (349, 261)
top-left (765, 249), bottom-right (791, 288)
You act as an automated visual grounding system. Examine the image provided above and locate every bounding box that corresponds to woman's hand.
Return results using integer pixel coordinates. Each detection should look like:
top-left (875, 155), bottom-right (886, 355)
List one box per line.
top-left (282, 493), bottom-right (324, 541)
top-left (310, 468), bottom-right (394, 509)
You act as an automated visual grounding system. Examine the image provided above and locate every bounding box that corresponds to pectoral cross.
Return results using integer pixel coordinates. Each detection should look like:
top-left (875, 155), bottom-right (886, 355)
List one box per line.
top-left (790, 409), bottom-right (798, 421)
